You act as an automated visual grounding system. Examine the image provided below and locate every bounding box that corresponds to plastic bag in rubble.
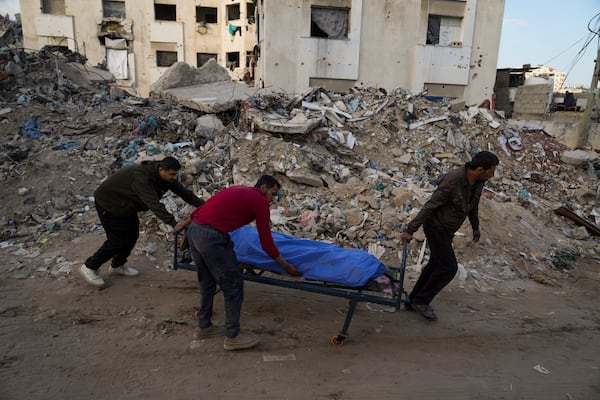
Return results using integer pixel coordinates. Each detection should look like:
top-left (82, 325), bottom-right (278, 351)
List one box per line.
top-left (270, 206), bottom-right (288, 225)
top-left (592, 208), bottom-right (600, 226)
top-left (21, 116), bottom-right (42, 138)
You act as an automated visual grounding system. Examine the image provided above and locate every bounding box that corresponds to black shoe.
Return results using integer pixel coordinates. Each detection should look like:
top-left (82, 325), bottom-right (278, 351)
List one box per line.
top-left (411, 303), bottom-right (437, 320)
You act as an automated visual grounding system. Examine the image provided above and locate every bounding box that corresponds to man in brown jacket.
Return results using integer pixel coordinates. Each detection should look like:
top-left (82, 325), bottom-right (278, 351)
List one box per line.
top-left (80, 156), bottom-right (204, 288)
top-left (400, 151), bottom-right (499, 320)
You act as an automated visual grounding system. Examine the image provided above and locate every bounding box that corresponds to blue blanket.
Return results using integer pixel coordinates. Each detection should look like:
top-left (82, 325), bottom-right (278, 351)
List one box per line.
top-left (230, 226), bottom-right (386, 287)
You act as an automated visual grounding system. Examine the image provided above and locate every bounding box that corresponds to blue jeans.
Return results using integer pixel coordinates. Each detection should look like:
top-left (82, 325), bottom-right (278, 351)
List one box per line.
top-left (187, 223), bottom-right (243, 338)
top-left (409, 223), bottom-right (458, 305)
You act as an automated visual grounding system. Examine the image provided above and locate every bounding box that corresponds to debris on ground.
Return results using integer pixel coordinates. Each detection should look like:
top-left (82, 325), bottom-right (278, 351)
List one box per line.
top-left (1, 42), bottom-right (598, 290)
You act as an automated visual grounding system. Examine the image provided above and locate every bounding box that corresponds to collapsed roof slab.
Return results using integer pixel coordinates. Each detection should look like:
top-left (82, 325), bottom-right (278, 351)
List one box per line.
top-left (59, 62), bottom-right (115, 88)
top-left (159, 80), bottom-right (259, 113)
top-left (150, 59), bottom-right (256, 113)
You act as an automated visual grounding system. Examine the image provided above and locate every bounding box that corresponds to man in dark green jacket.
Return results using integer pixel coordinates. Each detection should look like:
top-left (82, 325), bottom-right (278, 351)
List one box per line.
top-left (80, 156), bottom-right (204, 288)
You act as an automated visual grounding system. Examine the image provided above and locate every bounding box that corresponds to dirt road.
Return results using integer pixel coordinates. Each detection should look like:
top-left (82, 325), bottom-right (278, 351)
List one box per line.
top-left (1, 243), bottom-right (598, 400)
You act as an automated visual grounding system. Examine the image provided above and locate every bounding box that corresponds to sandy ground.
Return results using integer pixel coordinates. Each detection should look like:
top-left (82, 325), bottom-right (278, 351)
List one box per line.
top-left (1, 234), bottom-right (599, 400)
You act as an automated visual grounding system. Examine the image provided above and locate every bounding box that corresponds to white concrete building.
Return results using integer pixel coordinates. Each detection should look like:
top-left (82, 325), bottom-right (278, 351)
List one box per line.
top-left (255, 0), bottom-right (505, 105)
top-left (526, 66), bottom-right (566, 92)
top-left (20, 0), bottom-right (258, 97)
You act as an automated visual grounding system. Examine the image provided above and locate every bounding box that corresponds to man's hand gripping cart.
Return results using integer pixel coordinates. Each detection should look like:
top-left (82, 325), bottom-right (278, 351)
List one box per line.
top-left (173, 231), bottom-right (410, 347)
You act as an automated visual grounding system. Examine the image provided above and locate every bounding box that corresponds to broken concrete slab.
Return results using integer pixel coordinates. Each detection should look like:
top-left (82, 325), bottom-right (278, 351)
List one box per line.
top-left (59, 62), bottom-right (115, 87)
top-left (149, 59), bottom-right (247, 112)
top-left (194, 115), bottom-right (226, 140)
top-left (247, 108), bottom-right (323, 134)
top-left (286, 168), bottom-right (323, 187)
top-left (560, 149), bottom-right (592, 165)
top-left (158, 80), bottom-right (258, 113)
top-left (150, 60), bottom-right (231, 94)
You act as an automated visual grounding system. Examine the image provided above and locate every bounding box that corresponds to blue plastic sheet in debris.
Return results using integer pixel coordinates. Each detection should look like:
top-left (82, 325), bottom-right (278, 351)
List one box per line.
top-left (21, 116), bottom-right (42, 138)
top-left (230, 226), bottom-right (386, 287)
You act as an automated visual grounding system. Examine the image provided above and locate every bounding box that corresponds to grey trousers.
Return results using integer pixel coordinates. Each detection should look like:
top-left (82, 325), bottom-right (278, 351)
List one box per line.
top-left (187, 223), bottom-right (243, 338)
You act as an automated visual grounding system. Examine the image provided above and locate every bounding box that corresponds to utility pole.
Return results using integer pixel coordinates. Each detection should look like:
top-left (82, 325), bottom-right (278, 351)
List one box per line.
top-left (590, 46), bottom-right (600, 123)
top-left (582, 46), bottom-right (600, 145)
top-left (590, 46), bottom-right (600, 90)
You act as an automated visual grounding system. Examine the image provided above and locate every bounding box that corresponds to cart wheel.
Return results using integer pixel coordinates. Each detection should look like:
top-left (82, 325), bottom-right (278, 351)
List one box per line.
top-left (330, 335), bottom-right (345, 347)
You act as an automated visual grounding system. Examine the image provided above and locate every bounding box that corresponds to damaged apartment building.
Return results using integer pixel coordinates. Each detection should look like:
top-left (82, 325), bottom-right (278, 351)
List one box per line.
top-left (19, 0), bottom-right (258, 97)
top-left (19, 0), bottom-right (504, 105)
top-left (255, 0), bottom-right (505, 106)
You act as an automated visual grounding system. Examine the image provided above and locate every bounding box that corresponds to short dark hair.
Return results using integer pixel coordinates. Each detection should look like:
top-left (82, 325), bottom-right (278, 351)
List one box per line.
top-left (468, 151), bottom-right (499, 170)
top-left (255, 174), bottom-right (281, 189)
top-left (159, 156), bottom-right (181, 171)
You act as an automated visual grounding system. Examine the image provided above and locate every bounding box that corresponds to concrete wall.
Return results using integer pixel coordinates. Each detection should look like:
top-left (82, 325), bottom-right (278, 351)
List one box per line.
top-left (588, 120), bottom-right (600, 150)
top-left (256, 0), bottom-right (504, 104)
top-left (19, 0), bottom-right (257, 97)
top-left (513, 84), bottom-right (552, 115)
top-left (512, 92), bottom-right (600, 150)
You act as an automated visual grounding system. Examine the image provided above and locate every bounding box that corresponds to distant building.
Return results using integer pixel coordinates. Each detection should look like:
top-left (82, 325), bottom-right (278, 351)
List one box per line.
top-left (255, 0), bottom-right (505, 105)
top-left (526, 66), bottom-right (566, 92)
top-left (19, 0), bottom-right (257, 97)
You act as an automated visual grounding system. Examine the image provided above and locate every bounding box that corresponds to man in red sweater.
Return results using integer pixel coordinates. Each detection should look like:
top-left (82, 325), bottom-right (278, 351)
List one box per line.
top-left (174, 175), bottom-right (300, 351)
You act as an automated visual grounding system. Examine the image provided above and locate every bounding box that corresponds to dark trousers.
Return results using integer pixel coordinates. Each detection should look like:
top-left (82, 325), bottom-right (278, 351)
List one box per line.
top-left (187, 223), bottom-right (243, 338)
top-left (84, 203), bottom-right (139, 271)
top-left (409, 224), bottom-right (458, 305)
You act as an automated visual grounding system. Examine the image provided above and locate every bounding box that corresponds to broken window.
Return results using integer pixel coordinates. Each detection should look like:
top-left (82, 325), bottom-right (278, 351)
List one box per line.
top-left (197, 53), bottom-right (217, 67)
top-left (226, 52), bottom-right (240, 71)
top-left (310, 7), bottom-right (350, 39)
top-left (426, 15), bottom-right (462, 46)
top-left (155, 3), bottom-right (176, 21)
top-left (310, 7), bottom-right (349, 39)
top-left (246, 51), bottom-right (254, 68)
top-left (103, 1), bottom-right (125, 18)
top-left (156, 51), bottom-right (177, 67)
top-left (227, 4), bottom-right (241, 21)
top-left (247, 2), bottom-right (255, 24)
top-left (106, 38), bottom-right (128, 79)
top-left (41, 0), bottom-right (66, 15)
top-left (196, 6), bottom-right (217, 24)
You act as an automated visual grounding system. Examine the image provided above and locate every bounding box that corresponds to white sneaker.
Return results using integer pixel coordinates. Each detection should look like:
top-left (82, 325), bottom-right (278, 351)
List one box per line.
top-left (108, 265), bottom-right (140, 277)
top-left (224, 332), bottom-right (260, 351)
top-left (80, 265), bottom-right (105, 288)
top-left (193, 325), bottom-right (225, 340)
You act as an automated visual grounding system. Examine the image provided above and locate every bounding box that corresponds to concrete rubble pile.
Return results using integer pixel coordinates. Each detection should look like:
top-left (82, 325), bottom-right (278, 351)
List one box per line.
top-left (0, 48), bottom-right (598, 291)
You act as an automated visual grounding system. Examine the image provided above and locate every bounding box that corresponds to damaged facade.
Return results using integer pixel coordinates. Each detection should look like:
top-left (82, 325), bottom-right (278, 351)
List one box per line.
top-left (255, 0), bottom-right (505, 106)
top-left (494, 66), bottom-right (600, 150)
top-left (19, 0), bottom-right (257, 97)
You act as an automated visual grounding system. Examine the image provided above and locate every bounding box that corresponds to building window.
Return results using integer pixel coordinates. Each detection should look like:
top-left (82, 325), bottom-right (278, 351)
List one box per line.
top-left (310, 7), bottom-right (349, 39)
top-left (426, 15), bottom-right (462, 46)
top-left (227, 4), bottom-right (240, 21)
top-left (155, 3), bottom-right (176, 21)
top-left (41, 0), bottom-right (66, 15)
top-left (226, 52), bottom-right (240, 71)
top-left (196, 6), bottom-right (217, 24)
top-left (103, 1), bottom-right (125, 18)
top-left (156, 51), bottom-right (177, 67)
top-left (247, 2), bottom-right (256, 24)
top-left (197, 53), bottom-right (217, 67)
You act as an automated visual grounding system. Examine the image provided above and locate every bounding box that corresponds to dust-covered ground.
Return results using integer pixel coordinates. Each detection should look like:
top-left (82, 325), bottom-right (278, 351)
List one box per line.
top-left (1, 238), bottom-right (599, 400)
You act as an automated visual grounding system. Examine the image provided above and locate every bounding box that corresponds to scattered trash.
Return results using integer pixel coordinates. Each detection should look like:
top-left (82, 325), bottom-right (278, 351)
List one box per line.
top-left (532, 364), bottom-right (551, 374)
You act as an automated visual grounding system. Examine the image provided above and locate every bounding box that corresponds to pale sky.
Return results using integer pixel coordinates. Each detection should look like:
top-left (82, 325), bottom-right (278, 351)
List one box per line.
top-left (0, 0), bottom-right (18, 19)
top-left (1, 0), bottom-right (598, 88)
top-left (498, 0), bottom-right (599, 88)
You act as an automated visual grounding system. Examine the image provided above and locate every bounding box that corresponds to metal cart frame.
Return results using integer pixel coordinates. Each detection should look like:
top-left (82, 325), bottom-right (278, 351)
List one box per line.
top-left (173, 236), bottom-right (409, 346)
